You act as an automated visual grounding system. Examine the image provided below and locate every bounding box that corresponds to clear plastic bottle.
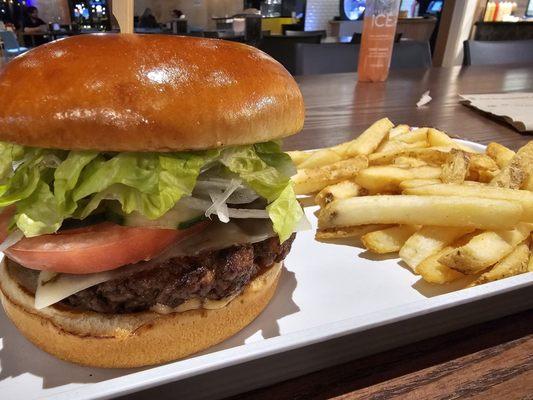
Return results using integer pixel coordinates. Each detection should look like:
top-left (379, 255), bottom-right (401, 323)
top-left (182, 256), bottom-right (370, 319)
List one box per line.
top-left (358, 0), bottom-right (401, 82)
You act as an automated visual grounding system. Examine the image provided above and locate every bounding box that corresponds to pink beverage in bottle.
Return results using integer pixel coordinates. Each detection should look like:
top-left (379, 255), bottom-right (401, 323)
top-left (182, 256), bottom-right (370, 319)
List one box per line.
top-left (358, 0), bottom-right (401, 82)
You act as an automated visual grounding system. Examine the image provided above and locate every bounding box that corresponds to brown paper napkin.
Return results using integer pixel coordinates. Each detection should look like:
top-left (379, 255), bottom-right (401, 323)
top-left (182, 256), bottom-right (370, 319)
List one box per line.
top-left (460, 92), bottom-right (533, 134)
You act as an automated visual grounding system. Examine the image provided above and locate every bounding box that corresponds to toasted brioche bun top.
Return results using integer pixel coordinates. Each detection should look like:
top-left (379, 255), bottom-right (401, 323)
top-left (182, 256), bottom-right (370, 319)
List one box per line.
top-left (0, 34), bottom-right (304, 152)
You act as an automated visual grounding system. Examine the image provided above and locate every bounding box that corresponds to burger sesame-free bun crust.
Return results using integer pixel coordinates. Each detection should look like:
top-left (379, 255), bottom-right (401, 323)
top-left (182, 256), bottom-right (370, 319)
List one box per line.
top-left (0, 259), bottom-right (281, 368)
top-left (0, 34), bottom-right (304, 152)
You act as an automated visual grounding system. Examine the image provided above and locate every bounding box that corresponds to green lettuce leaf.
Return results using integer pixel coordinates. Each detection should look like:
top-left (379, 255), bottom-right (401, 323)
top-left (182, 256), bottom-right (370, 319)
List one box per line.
top-left (54, 151), bottom-right (99, 214)
top-left (220, 144), bottom-right (301, 241)
top-left (15, 180), bottom-right (62, 237)
top-left (0, 142), bottom-right (24, 182)
top-left (72, 153), bottom-right (160, 201)
top-left (254, 141), bottom-right (296, 178)
top-left (77, 152), bottom-right (211, 219)
top-left (0, 141), bottom-right (302, 242)
top-left (266, 183), bottom-right (303, 243)
top-left (220, 145), bottom-right (289, 202)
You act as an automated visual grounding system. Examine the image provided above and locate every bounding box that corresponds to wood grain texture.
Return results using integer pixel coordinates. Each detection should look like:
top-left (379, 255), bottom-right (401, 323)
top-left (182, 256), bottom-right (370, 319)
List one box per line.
top-left (284, 66), bottom-right (533, 152)
top-left (228, 311), bottom-right (533, 400)
top-left (235, 67), bottom-right (533, 400)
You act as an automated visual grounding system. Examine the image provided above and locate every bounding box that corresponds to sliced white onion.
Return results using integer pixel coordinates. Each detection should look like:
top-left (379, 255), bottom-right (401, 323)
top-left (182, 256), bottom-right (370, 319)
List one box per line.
top-left (178, 196), bottom-right (212, 210)
top-left (209, 192), bottom-right (230, 223)
top-left (227, 208), bottom-right (269, 218)
top-left (205, 179), bottom-right (241, 222)
top-left (195, 179), bottom-right (259, 205)
top-left (227, 188), bottom-right (259, 204)
top-left (0, 229), bottom-right (24, 252)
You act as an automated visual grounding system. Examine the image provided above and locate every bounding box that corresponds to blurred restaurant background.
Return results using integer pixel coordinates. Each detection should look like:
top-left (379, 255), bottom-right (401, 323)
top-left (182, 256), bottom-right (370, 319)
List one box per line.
top-left (1, 0), bottom-right (533, 71)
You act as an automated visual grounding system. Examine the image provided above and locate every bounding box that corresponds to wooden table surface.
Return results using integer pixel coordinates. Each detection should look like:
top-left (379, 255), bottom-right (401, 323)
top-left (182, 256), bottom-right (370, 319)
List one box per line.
top-left (285, 65), bottom-right (532, 152)
top-left (235, 66), bottom-right (533, 400)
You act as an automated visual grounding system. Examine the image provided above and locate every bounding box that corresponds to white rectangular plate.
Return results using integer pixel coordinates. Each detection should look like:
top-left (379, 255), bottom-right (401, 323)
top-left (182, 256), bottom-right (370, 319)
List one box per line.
top-left (1, 140), bottom-right (532, 400)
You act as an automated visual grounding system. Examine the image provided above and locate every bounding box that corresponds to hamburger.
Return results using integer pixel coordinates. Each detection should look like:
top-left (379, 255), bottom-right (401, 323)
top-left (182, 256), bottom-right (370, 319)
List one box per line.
top-left (0, 34), bottom-right (305, 367)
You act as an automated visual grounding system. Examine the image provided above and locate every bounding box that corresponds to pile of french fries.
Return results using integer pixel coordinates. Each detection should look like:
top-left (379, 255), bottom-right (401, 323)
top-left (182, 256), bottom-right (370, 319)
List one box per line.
top-left (290, 118), bottom-right (533, 287)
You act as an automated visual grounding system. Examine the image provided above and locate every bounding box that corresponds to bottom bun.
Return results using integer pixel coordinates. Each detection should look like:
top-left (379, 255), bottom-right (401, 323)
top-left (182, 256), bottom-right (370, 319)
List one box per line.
top-left (0, 259), bottom-right (281, 368)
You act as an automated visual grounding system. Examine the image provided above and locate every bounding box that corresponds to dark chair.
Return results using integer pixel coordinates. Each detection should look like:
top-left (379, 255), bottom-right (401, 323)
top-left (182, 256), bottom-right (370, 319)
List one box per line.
top-left (463, 40), bottom-right (533, 66)
top-left (281, 23), bottom-right (304, 35)
top-left (293, 41), bottom-right (432, 75)
top-left (134, 27), bottom-right (163, 34)
top-left (203, 31), bottom-right (220, 38)
top-left (177, 31), bottom-right (204, 37)
top-left (285, 30), bottom-right (327, 39)
top-left (351, 32), bottom-right (402, 44)
top-left (259, 35), bottom-right (324, 74)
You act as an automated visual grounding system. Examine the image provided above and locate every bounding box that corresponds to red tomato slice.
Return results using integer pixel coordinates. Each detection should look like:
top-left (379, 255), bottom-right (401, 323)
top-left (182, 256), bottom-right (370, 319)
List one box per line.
top-left (5, 221), bottom-right (208, 274)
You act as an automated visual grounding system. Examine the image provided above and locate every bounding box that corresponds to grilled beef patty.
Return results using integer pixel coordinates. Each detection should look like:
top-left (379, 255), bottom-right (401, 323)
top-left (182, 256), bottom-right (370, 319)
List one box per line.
top-left (58, 234), bottom-right (295, 314)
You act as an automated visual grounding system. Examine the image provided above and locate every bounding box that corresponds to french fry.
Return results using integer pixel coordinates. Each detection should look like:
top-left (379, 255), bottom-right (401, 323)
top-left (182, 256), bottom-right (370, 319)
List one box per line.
top-left (427, 128), bottom-right (476, 152)
top-left (388, 124), bottom-right (410, 138)
top-left (315, 180), bottom-right (367, 208)
top-left (486, 142), bottom-right (516, 169)
top-left (404, 183), bottom-right (533, 222)
top-left (292, 156), bottom-right (368, 195)
top-left (441, 149), bottom-right (470, 184)
top-left (417, 246), bottom-right (466, 284)
top-left (399, 226), bottom-right (474, 271)
top-left (354, 166), bottom-right (441, 193)
top-left (293, 118), bottom-right (531, 290)
top-left (375, 140), bottom-right (406, 154)
top-left (469, 153), bottom-right (499, 172)
top-left (528, 241), bottom-right (533, 272)
top-left (394, 157), bottom-right (428, 168)
top-left (490, 142), bottom-right (533, 189)
top-left (470, 242), bottom-right (530, 286)
top-left (489, 157), bottom-right (526, 189)
top-left (516, 142), bottom-right (533, 190)
top-left (477, 169), bottom-right (501, 183)
top-left (398, 179), bottom-right (442, 190)
top-left (344, 118), bottom-right (394, 156)
top-left (298, 149), bottom-right (343, 169)
top-left (467, 154), bottom-right (500, 182)
top-left (392, 127), bottom-right (428, 144)
top-left (361, 225), bottom-right (418, 254)
top-left (316, 224), bottom-right (388, 240)
top-left (318, 195), bottom-right (523, 231)
top-left (524, 175), bottom-right (533, 192)
top-left (287, 150), bottom-right (312, 166)
top-left (463, 181), bottom-right (485, 186)
top-left (369, 147), bottom-right (452, 166)
top-left (376, 139), bottom-right (426, 154)
top-left (438, 223), bottom-right (532, 274)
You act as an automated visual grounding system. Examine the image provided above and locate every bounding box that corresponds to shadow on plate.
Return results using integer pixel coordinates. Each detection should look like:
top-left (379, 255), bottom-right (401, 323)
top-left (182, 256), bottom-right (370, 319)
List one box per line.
top-left (315, 237), bottom-right (364, 249)
top-left (196, 266), bottom-right (300, 354)
top-left (359, 250), bottom-right (400, 262)
top-left (411, 275), bottom-right (478, 298)
top-left (0, 266), bottom-right (299, 389)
